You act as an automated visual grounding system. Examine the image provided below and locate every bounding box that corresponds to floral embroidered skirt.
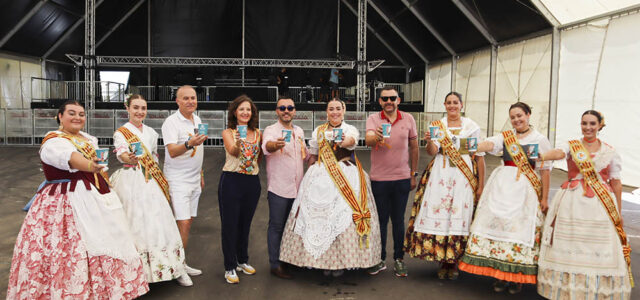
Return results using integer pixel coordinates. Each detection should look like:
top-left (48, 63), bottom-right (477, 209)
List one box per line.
top-left (458, 209), bottom-right (544, 284)
top-left (404, 161), bottom-right (471, 264)
top-left (111, 167), bottom-right (186, 283)
top-left (7, 184), bottom-right (149, 299)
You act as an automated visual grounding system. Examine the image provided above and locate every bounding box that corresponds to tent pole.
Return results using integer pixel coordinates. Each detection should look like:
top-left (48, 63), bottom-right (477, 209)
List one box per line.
top-left (488, 45), bottom-right (497, 135)
top-left (548, 27), bottom-right (560, 146)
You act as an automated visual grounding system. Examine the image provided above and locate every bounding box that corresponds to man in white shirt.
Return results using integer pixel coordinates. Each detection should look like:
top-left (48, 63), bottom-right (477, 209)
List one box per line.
top-left (161, 85), bottom-right (207, 278)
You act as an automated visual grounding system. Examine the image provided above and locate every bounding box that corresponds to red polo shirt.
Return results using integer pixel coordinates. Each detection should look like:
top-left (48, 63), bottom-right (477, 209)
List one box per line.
top-left (366, 110), bottom-right (418, 181)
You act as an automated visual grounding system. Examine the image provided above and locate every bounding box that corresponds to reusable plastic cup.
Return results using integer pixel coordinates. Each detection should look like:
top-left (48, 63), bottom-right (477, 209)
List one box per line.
top-left (467, 137), bottom-right (477, 152)
top-left (198, 123), bottom-right (209, 135)
top-left (429, 126), bottom-right (441, 141)
top-left (527, 144), bottom-right (539, 159)
top-left (95, 148), bottom-right (109, 165)
top-left (237, 125), bottom-right (248, 140)
top-left (131, 142), bottom-right (144, 156)
top-left (381, 123), bottom-right (391, 138)
top-left (282, 129), bottom-right (292, 142)
top-left (333, 128), bottom-right (343, 142)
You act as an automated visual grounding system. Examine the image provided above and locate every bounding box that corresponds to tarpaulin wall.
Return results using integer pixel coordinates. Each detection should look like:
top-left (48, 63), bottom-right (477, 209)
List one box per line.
top-left (0, 56), bottom-right (42, 109)
top-left (555, 12), bottom-right (640, 187)
top-left (455, 49), bottom-right (491, 137)
top-left (493, 34), bottom-right (552, 137)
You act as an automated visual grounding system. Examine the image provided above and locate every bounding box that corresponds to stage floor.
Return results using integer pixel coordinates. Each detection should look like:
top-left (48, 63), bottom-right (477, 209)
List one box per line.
top-left (1, 147), bottom-right (638, 299)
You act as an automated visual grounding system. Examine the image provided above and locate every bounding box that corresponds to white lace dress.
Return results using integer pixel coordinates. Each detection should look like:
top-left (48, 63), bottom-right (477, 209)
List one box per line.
top-left (110, 122), bottom-right (187, 283)
top-left (279, 123), bottom-right (381, 269)
top-left (537, 140), bottom-right (631, 300)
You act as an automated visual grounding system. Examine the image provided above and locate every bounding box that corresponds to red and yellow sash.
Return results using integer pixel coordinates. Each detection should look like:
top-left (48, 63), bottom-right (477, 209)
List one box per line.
top-left (42, 132), bottom-right (111, 189)
top-left (568, 140), bottom-right (634, 287)
top-left (502, 130), bottom-right (542, 200)
top-left (317, 123), bottom-right (371, 248)
top-left (117, 127), bottom-right (171, 203)
top-left (432, 120), bottom-right (478, 194)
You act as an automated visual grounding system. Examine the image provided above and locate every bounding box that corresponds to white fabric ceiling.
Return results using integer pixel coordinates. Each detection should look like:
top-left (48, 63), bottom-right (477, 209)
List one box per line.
top-left (537, 0), bottom-right (640, 24)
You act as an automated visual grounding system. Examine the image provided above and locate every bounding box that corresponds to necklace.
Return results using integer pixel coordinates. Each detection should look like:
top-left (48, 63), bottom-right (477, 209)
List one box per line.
top-left (516, 127), bottom-right (530, 134)
top-left (328, 122), bottom-right (342, 128)
top-left (583, 137), bottom-right (598, 143)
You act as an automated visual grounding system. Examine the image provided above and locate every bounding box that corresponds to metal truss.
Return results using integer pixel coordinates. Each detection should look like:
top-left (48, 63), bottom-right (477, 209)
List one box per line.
top-left (91, 56), bottom-right (356, 69)
top-left (367, 60), bottom-right (384, 72)
top-left (84, 0), bottom-right (96, 112)
top-left (356, 0), bottom-right (367, 112)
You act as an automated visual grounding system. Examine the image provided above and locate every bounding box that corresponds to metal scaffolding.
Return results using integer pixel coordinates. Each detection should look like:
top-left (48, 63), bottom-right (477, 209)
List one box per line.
top-left (356, 0), bottom-right (367, 112)
top-left (68, 0), bottom-right (387, 109)
top-left (84, 0), bottom-right (96, 114)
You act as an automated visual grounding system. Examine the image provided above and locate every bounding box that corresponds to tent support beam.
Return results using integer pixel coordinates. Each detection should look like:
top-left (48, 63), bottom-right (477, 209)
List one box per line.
top-left (0, 0), bottom-right (49, 48)
top-left (488, 45), bottom-right (497, 135)
top-left (341, 0), bottom-right (408, 67)
top-left (96, 0), bottom-right (146, 48)
top-left (401, 0), bottom-right (456, 56)
top-left (548, 27), bottom-right (560, 146)
top-left (529, 0), bottom-right (560, 27)
top-left (368, 0), bottom-right (428, 63)
top-left (450, 0), bottom-right (497, 45)
top-left (42, 0), bottom-right (105, 59)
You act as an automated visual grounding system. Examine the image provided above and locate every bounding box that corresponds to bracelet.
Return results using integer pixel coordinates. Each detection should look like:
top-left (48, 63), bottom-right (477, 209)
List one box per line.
top-left (87, 161), bottom-right (93, 172)
top-left (540, 153), bottom-right (545, 161)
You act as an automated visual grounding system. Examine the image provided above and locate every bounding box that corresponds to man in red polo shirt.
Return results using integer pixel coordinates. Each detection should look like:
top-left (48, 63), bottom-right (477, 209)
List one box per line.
top-left (365, 86), bottom-right (419, 277)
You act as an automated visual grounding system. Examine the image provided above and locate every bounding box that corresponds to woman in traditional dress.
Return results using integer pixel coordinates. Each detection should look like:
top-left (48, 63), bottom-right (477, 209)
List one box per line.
top-left (219, 95), bottom-right (262, 284)
top-left (7, 100), bottom-right (148, 299)
top-left (279, 98), bottom-right (381, 276)
top-left (458, 102), bottom-right (551, 294)
top-left (404, 92), bottom-right (485, 280)
top-left (110, 94), bottom-right (190, 286)
top-left (537, 110), bottom-right (633, 299)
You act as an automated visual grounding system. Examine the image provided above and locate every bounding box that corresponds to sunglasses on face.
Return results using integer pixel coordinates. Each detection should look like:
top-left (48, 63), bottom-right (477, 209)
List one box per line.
top-left (380, 96), bottom-right (397, 102)
top-left (278, 105), bottom-right (295, 112)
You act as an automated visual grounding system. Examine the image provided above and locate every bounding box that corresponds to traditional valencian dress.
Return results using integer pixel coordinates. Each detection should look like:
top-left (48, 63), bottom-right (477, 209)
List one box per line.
top-left (459, 128), bottom-right (551, 284)
top-left (110, 122), bottom-right (187, 283)
top-left (279, 122), bottom-right (381, 269)
top-left (537, 139), bottom-right (633, 299)
top-left (7, 131), bottom-right (148, 299)
top-left (404, 117), bottom-right (483, 263)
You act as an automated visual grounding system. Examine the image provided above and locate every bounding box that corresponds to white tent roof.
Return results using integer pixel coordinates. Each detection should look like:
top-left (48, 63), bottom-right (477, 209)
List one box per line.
top-left (536, 0), bottom-right (640, 25)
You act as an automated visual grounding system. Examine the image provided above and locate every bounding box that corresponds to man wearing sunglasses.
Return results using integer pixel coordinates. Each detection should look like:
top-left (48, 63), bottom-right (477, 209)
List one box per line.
top-left (365, 86), bottom-right (419, 278)
top-left (261, 96), bottom-right (308, 279)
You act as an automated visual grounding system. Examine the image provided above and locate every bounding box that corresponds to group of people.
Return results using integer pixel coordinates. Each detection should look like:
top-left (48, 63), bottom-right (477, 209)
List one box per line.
top-left (5, 84), bottom-right (633, 299)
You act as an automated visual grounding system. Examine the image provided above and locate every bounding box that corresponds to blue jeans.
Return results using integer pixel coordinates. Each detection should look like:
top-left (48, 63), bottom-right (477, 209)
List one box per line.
top-left (267, 192), bottom-right (295, 269)
top-left (371, 179), bottom-right (411, 261)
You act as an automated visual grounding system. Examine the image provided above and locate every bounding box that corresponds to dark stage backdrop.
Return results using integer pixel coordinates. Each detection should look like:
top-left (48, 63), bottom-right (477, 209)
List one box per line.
top-left (245, 0), bottom-right (337, 59)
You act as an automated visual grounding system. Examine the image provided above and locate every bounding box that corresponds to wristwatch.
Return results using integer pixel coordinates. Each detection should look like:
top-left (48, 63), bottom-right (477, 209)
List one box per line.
top-left (412, 171), bottom-right (419, 178)
top-left (184, 140), bottom-right (194, 150)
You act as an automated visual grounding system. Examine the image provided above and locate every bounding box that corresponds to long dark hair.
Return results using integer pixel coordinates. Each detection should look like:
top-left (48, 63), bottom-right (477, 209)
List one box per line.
top-left (227, 94), bottom-right (259, 130)
top-left (582, 110), bottom-right (605, 131)
top-left (55, 100), bottom-right (83, 124)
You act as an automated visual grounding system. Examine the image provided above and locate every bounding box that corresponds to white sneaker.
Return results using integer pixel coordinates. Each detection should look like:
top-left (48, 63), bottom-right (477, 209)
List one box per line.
top-left (225, 269), bottom-right (239, 284)
top-left (176, 274), bottom-right (193, 287)
top-left (185, 265), bottom-right (202, 276)
top-left (236, 263), bottom-right (256, 275)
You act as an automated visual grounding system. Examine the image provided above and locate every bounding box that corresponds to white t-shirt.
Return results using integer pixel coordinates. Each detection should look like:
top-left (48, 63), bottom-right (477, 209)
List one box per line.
top-left (161, 111), bottom-right (204, 187)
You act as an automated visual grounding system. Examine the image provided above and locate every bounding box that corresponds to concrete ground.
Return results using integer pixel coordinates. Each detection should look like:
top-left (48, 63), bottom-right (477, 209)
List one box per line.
top-left (1, 146), bottom-right (639, 299)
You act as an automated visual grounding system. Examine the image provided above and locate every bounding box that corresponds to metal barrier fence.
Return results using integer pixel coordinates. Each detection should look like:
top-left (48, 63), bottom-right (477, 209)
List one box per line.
top-left (131, 86), bottom-right (278, 102)
top-left (31, 78), bottom-right (126, 103)
top-left (0, 108), bottom-right (443, 149)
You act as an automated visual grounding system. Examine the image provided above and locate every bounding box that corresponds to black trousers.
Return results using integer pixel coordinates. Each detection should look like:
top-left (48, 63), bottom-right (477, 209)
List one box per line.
top-left (218, 171), bottom-right (261, 271)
